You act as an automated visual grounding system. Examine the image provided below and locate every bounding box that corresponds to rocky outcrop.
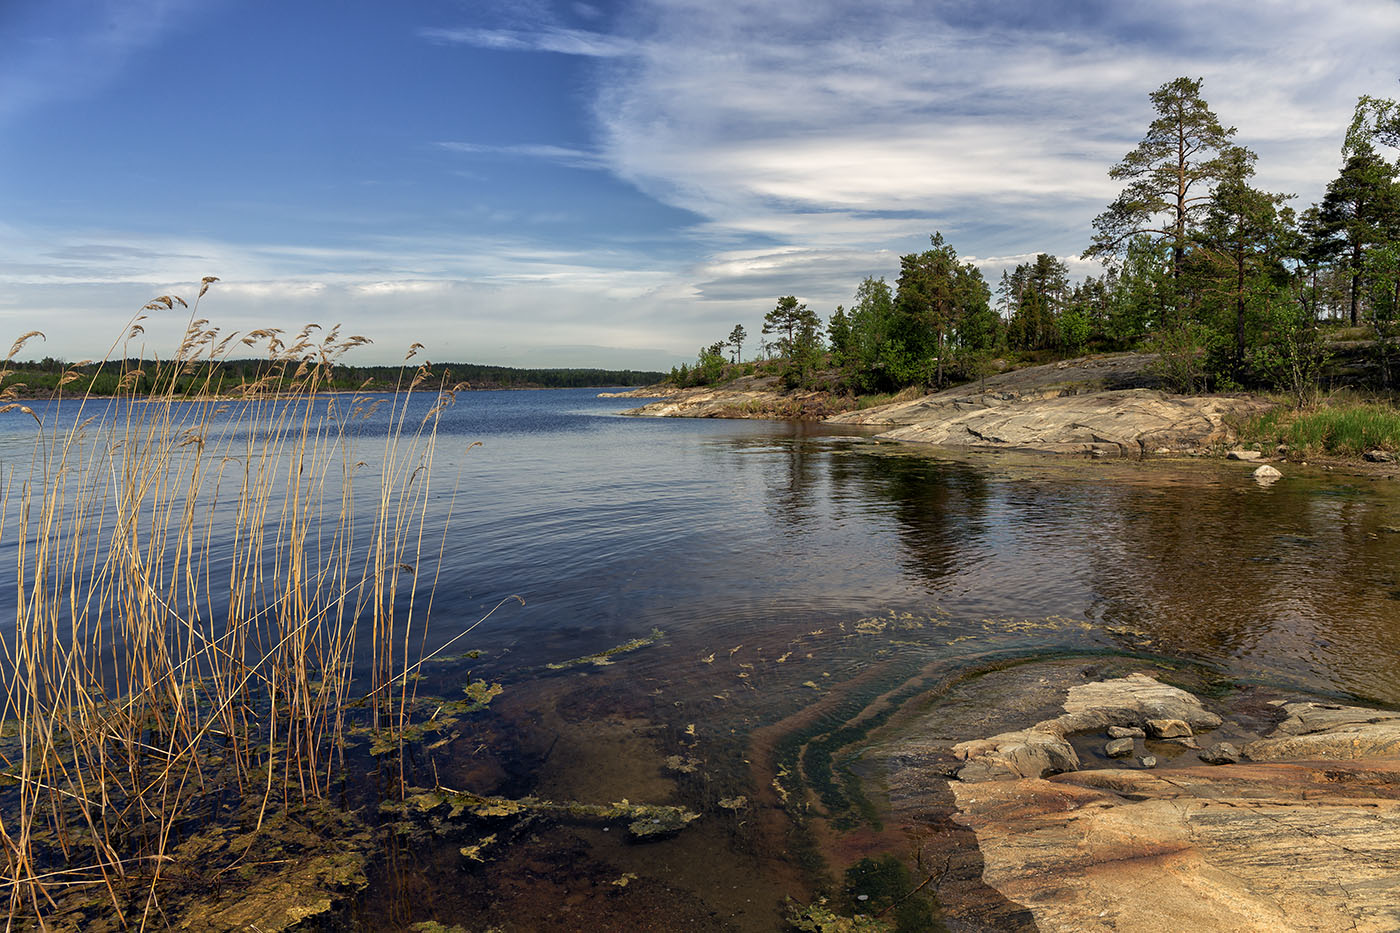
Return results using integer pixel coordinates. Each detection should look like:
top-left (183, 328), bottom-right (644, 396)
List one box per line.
top-left (623, 384), bottom-right (852, 420)
top-left (945, 674), bottom-right (1400, 932)
top-left (954, 759), bottom-right (1400, 932)
top-left (1243, 701), bottom-right (1400, 761)
top-left (832, 386), bottom-right (1268, 456)
top-left (952, 673), bottom-right (1223, 781)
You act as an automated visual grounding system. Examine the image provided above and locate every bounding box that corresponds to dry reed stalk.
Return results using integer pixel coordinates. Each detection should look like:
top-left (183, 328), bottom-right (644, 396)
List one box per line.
top-left (0, 281), bottom-right (464, 928)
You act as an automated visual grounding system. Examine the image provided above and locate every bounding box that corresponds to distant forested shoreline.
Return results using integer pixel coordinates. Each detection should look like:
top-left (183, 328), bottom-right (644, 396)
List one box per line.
top-left (0, 357), bottom-right (666, 398)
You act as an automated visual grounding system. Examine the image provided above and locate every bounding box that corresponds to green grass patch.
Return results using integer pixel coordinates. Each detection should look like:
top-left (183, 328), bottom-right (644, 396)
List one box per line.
top-left (1236, 399), bottom-right (1400, 458)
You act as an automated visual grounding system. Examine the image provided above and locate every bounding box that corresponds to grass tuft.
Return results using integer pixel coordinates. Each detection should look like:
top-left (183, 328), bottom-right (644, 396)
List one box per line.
top-left (1235, 397), bottom-right (1400, 458)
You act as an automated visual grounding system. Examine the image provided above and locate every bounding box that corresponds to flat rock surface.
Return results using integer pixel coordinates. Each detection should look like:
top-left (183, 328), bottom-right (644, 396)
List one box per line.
top-left (831, 385), bottom-right (1268, 456)
top-left (953, 760), bottom-right (1400, 932)
top-left (861, 659), bottom-right (1400, 932)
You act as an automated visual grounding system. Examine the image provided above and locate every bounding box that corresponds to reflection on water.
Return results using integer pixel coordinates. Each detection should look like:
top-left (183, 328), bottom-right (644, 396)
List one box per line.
top-left (3, 388), bottom-right (1400, 928)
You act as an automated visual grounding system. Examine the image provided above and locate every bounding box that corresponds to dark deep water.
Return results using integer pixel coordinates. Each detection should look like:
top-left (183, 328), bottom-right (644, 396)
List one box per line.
top-left (4, 387), bottom-right (1400, 929)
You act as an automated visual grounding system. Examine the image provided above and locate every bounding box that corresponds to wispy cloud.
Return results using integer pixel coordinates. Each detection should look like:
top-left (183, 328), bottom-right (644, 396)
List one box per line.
top-left (588, 0), bottom-right (1400, 275)
top-left (438, 142), bottom-right (607, 171)
top-left (419, 26), bottom-right (635, 58)
top-left (0, 0), bottom-right (199, 125)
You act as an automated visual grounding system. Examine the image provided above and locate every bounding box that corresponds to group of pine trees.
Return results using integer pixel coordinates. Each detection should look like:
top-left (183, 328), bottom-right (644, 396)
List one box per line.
top-left (673, 79), bottom-right (1400, 400)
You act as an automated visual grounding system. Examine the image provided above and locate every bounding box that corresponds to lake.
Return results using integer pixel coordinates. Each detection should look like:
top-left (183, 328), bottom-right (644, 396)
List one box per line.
top-left (3, 386), bottom-right (1400, 929)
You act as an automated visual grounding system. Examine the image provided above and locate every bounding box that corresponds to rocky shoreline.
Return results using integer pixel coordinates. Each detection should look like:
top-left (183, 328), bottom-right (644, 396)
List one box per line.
top-left (620, 354), bottom-right (1272, 458)
top-left (859, 659), bottom-right (1400, 932)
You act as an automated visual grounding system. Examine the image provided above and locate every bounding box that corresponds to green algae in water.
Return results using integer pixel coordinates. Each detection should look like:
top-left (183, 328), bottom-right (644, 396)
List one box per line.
top-left (843, 856), bottom-right (945, 933)
top-left (786, 897), bottom-right (894, 932)
top-left (461, 678), bottom-right (504, 710)
top-left (384, 787), bottom-right (700, 842)
top-left (546, 627), bottom-right (665, 669)
top-left (361, 682), bottom-right (502, 755)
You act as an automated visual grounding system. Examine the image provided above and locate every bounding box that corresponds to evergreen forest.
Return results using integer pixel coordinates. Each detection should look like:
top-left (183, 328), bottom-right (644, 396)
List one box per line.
top-left (672, 79), bottom-right (1400, 405)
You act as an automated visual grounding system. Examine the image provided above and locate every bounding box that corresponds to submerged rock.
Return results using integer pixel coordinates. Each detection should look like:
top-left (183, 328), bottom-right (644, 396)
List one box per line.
top-left (1199, 742), bottom-right (1241, 764)
top-left (1103, 737), bottom-right (1135, 758)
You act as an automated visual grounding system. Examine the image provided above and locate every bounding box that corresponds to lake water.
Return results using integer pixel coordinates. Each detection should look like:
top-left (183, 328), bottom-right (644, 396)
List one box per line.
top-left (4, 387), bottom-right (1400, 929)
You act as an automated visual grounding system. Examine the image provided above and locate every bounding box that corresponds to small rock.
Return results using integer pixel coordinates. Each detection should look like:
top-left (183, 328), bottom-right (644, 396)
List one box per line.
top-left (1253, 464), bottom-right (1282, 485)
top-left (1228, 449), bottom-right (1262, 461)
top-left (1145, 718), bottom-right (1193, 738)
top-left (1199, 742), bottom-right (1241, 765)
top-left (1364, 449), bottom-right (1394, 463)
top-left (1137, 755), bottom-right (1157, 768)
top-left (1104, 738), bottom-right (1135, 758)
top-left (1167, 736), bottom-right (1201, 749)
top-left (1108, 725), bottom-right (1146, 739)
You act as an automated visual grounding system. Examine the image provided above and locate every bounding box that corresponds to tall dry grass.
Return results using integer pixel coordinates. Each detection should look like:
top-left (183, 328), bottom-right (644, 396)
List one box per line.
top-left (0, 280), bottom-right (476, 927)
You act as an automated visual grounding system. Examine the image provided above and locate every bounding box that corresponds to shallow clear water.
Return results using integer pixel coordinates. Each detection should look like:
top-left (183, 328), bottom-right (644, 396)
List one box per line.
top-left (4, 388), bottom-right (1400, 928)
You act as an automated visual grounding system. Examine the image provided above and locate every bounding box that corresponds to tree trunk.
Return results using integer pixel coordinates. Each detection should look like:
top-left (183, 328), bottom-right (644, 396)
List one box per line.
top-left (1350, 240), bottom-right (1362, 326)
top-left (1235, 255), bottom-right (1246, 375)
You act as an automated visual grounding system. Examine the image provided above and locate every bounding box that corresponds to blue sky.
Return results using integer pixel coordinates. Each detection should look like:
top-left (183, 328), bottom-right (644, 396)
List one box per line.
top-left (2, 0), bottom-right (1398, 368)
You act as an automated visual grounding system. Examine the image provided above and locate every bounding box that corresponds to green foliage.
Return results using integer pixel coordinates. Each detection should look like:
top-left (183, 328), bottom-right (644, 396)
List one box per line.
top-left (1150, 320), bottom-right (1211, 393)
top-left (1105, 235), bottom-right (1173, 343)
top-left (763, 295), bottom-right (825, 388)
top-left (892, 232), bottom-right (992, 387)
top-left (1316, 150), bottom-right (1399, 325)
top-left (839, 277), bottom-right (898, 392)
top-left (728, 323), bottom-right (748, 362)
top-left (668, 340), bottom-right (737, 387)
top-left (999, 253), bottom-right (1068, 352)
top-left (1086, 76), bottom-right (1239, 306)
top-left (1058, 305), bottom-right (1092, 357)
top-left (827, 305), bottom-right (852, 367)
top-left (666, 85), bottom-right (1397, 405)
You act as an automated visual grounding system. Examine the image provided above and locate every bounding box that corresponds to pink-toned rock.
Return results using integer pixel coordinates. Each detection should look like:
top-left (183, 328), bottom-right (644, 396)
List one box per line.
top-left (1145, 717), bottom-right (1193, 738)
top-left (951, 760), bottom-right (1400, 932)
